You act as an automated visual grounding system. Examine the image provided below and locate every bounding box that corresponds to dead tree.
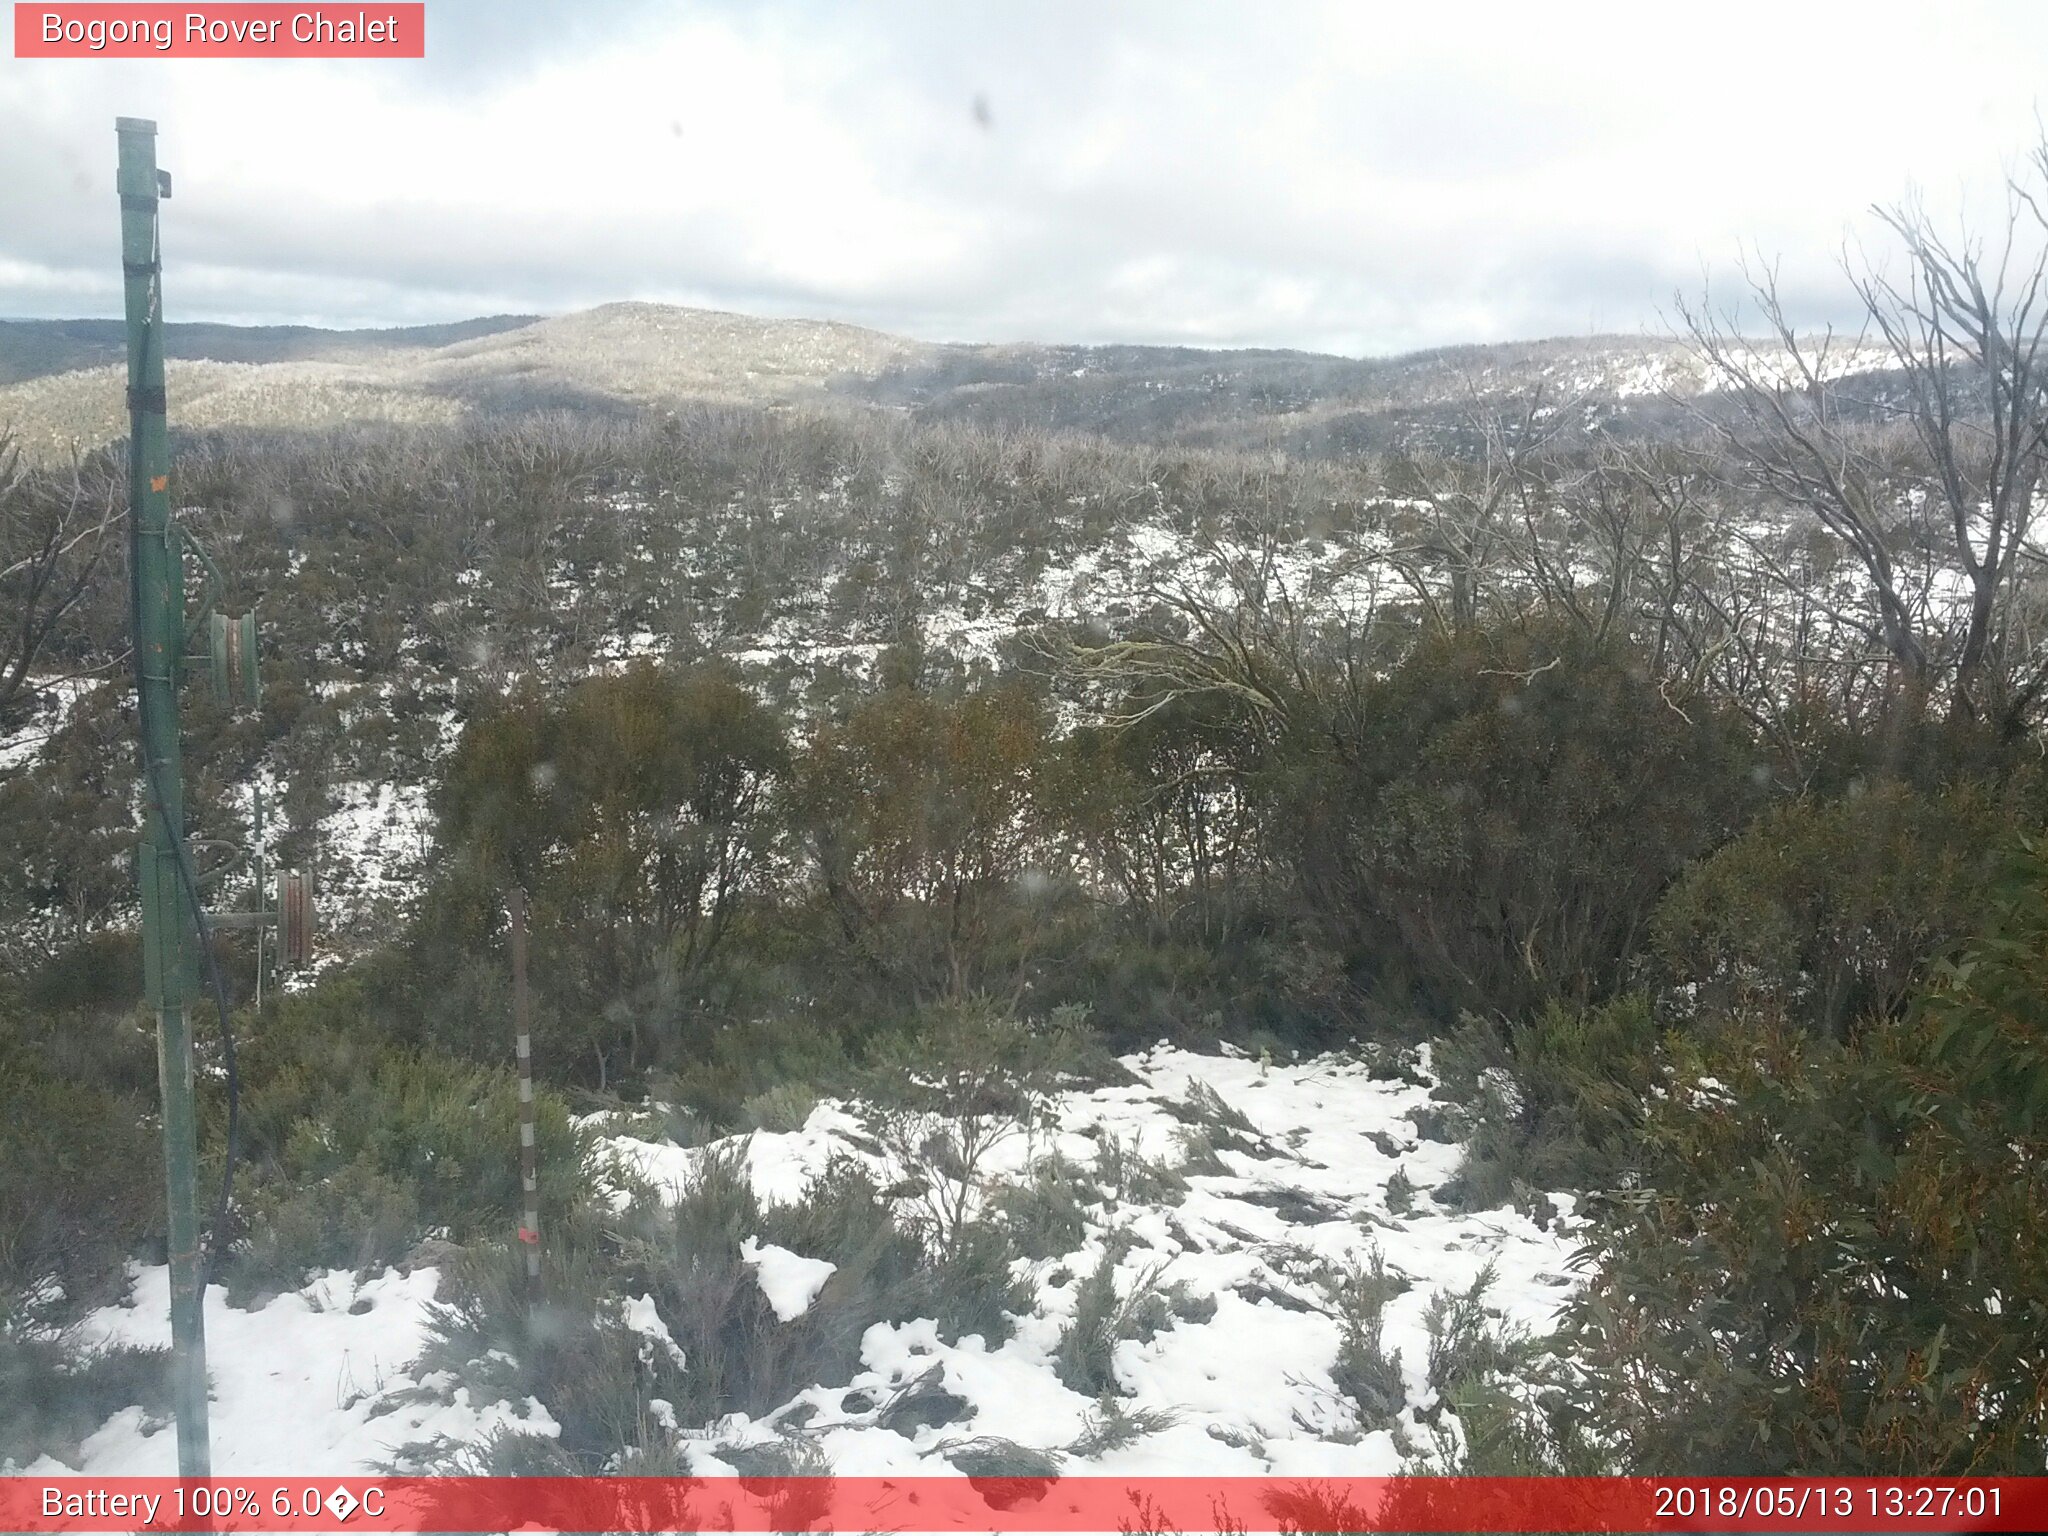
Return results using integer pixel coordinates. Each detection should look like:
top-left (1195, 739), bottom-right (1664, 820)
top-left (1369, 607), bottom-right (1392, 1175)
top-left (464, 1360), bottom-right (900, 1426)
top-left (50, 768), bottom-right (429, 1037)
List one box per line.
top-left (1677, 150), bottom-right (2048, 733)
top-left (0, 432), bottom-right (118, 732)
top-left (1860, 176), bottom-right (2048, 729)
top-left (1381, 386), bottom-right (1578, 637)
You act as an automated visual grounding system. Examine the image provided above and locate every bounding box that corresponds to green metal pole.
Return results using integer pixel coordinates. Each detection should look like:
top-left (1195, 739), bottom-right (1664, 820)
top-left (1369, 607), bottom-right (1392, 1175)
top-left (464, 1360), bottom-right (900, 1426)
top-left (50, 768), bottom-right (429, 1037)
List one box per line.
top-left (118, 114), bottom-right (212, 1480)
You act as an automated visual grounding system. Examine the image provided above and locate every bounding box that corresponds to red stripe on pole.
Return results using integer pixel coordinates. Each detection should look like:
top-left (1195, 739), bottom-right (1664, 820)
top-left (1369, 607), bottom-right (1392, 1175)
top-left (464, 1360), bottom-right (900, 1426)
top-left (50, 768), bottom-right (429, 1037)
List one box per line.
top-left (14, 6), bottom-right (425, 58)
top-left (4, 1476), bottom-right (2043, 1533)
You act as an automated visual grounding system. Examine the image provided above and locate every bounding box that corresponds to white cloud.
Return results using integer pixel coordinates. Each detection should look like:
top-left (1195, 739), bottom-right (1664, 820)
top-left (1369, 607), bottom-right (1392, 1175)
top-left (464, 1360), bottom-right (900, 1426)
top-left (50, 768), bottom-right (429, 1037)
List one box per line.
top-left (3, 0), bottom-right (2045, 351)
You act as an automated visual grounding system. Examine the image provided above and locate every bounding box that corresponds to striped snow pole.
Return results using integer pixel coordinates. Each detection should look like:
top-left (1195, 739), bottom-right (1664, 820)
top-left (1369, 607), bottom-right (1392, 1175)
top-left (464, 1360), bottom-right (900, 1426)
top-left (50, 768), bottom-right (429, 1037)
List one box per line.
top-left (509, 885), bottom-right (542, 1308)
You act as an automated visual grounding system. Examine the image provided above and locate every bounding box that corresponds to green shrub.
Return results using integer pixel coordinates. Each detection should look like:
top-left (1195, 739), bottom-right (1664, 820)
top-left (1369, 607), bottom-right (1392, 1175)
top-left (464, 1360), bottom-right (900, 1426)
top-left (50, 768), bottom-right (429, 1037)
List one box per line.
top-left (1323, 1247), bottom-right (1409, 1434)
top-left (227, 1160), bottom-right (422, 1303)
top-left (1093, 1131), bottom-right (1187, 1206)
top-left (222, 989), bottom-right (586, 1294)
top-left (0, 1043), bottom-right (160, 1313)
top-left (1651, 780), bottom-right (2008, 1037)
top-left (1029, 931), bottom-right (1293, 1053)
top-left (8, 998), bottom-right (160, 1106)
top-left (618, 1143), bottom-right (1025, 1429)
top-left (1384, 1166), bottom-right (1416, 1217)
top-left (1051, 693), bottom-right (1265, 951)
top-left (924, 1217), bottom-right (1033, 1345)
top-left (1421, 1262), bottom-right (1525, 1398)
top-left (767, 1153), bottom-right (929, 1299)
top-left (788, 681), bottom-right (1057, 1004)
top-left (1433, 993), bottom-right (1662, 1209)
top-left (989, 1157), bottom-right (1091, 1260)
top-left (0, 1324), bottom-right (170, 1471)
top-left (858, 997), bottom-right (1058, 1115)
top-left (1162, 1079), bottom-right (1262, 1156)
top-left (415, 1138), bottom-right (1032, 1458)
top-left (1557, 841), bottom-right (2048, 1472)
top-left (937, 1432), bottom-right (1063, 1483)
top-left (408, 1199), bottom-right (663, 1470)
top-left (1054, 1249), bottom-right (1172, 1398)
top-left (652, 1011), bottom-right (850, 1130)
top-left (1172, 1125), bottom-right (1231, 1176)
top-left (1067, 1399), bottom-right (1181, 1457)
top-left (24, 931), bottom-right (145, 1019)
top-left (403, 1424), bottom-right (591, 1477)
top-left (433, 663), bottom-right (790, 1084)
top-left (614, 1144), bottom-right (790, 1424)
top-left (1421, 1378), bottom-right (1608, 1478)
top-left (1275, 623), bottom-right (1760, 1018)
top-left (741, 1080), bottom-right (820, 1133)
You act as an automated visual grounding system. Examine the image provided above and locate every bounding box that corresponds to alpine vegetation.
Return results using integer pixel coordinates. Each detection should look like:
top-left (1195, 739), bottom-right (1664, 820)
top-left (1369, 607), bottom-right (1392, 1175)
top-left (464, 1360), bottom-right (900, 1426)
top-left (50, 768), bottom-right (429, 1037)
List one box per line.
top-left (6, 135), bottom-right (2048, 1484)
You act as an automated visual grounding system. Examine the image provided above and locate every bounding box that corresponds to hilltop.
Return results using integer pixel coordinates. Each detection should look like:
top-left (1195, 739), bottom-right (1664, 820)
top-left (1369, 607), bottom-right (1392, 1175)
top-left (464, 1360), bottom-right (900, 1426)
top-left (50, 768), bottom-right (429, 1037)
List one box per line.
top-left (0, 302), bottom-right (1903, 465)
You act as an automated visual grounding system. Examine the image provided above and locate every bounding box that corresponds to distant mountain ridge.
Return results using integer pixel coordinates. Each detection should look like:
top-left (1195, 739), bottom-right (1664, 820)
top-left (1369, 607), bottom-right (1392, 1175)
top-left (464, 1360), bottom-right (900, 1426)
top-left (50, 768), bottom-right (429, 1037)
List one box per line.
top-left (0, 301), bottom-right (1896, 465)
top-left (0, 314), bottom-right (542, 387)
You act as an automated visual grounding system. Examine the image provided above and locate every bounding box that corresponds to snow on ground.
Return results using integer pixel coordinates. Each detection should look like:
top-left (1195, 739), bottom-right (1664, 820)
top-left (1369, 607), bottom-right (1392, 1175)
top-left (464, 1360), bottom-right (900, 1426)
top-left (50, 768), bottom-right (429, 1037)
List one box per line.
top-left (0, 676), bottom-right (101, 772)
top-left (621, 1292), bottom-right (688, 1371)
top-left (12, 1265), bottom-right (554, 1476)
top-left (30, 1044), bottom-right (1579, 1480)
top-left (311, 779), bottom-right (432, 941)
top-left (740, 1240), bottom-right (838, 1322)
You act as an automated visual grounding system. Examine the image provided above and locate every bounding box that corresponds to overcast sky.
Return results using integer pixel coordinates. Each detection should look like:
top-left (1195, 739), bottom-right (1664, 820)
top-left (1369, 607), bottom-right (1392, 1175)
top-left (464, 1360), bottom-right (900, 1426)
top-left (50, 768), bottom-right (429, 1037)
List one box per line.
top-left (3, 1), bottom-right (2047, 355)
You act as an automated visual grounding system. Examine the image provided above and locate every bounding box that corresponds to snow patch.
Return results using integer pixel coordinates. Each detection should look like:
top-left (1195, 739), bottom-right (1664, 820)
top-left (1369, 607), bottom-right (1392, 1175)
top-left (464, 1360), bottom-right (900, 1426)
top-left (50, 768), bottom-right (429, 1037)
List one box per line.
top-left (740, 1239), bottom-right (836, 1321)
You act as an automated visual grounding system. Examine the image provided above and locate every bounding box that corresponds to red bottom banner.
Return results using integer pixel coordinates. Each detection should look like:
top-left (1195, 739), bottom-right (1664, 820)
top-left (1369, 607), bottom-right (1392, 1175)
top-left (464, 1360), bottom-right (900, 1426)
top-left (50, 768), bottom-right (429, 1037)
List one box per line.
top-left (6, 1475), bottom-right (2043, 1533)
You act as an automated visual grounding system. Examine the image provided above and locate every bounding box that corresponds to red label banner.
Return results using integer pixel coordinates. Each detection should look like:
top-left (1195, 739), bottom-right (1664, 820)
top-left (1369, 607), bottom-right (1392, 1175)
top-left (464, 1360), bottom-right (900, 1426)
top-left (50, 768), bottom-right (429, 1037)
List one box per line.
top-left (2, 1475), bottom-right (2042, 1533)
top-left (13, 5), bottom-right (424, 57)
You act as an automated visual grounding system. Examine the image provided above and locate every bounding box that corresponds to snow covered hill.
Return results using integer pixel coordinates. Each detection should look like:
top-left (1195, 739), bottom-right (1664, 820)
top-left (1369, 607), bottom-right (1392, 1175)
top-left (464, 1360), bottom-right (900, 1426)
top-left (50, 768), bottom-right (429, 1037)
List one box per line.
top-left (0, 302), bottom-right (1909, 467)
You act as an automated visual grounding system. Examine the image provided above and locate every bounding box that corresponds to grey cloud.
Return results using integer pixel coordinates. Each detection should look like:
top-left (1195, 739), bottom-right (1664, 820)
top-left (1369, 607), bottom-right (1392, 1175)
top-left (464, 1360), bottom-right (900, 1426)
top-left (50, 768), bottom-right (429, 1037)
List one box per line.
top-left (2, 3), bottom-right (2040, 354)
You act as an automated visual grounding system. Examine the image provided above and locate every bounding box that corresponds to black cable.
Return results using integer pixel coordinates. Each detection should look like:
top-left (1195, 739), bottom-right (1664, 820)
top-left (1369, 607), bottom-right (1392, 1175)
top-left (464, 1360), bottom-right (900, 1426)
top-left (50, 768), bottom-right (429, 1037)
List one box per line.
top-left (127, 235), bottom-right (240, 1286)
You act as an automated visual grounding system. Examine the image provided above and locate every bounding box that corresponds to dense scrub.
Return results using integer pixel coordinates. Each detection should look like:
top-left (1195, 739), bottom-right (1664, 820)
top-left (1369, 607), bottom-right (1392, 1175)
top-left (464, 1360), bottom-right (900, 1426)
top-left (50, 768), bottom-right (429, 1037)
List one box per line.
top-left (1480, 842), bottom-right (2048, 1474)
top-left (5, 393), bottom-right (2048, 1475)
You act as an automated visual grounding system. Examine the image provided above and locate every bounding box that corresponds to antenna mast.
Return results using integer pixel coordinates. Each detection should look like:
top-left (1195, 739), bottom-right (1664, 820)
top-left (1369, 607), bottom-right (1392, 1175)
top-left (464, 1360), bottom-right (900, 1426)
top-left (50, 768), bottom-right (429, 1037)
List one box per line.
top-left (116, 114), bottom-right (212, 1479)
